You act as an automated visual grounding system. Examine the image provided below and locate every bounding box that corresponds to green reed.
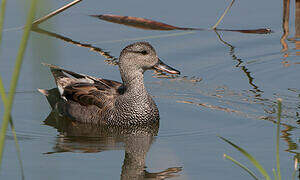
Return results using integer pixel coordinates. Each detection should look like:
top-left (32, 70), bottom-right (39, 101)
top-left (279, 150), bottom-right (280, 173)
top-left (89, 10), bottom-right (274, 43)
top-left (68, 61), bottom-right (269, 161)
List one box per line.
top-left (0, 0), bottom-right (38, 171)
top-left (219, 136), bottom-right (271, 180)
top-left (276, 99), bottom-right (282, 180)
top-left (0, 0), bottom-right (25, 177)
top-left (0, 79), bottom-right (24, 179)
top-left (0, 0), bottom-right (7, 44)
top-left (219, 99), bottom-right (291, 180)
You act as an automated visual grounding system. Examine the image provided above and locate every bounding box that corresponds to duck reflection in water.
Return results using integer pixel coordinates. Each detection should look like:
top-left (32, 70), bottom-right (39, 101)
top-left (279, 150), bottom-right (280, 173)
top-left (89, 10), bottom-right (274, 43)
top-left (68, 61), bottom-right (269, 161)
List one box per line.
top-left (44, 109), bottom-right (182, 179)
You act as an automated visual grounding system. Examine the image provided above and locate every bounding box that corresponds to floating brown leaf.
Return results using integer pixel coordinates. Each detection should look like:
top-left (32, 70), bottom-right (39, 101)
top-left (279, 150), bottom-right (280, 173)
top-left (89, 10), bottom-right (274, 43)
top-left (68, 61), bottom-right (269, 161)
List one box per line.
top-left (90, 14), bottom-right (272, 34)
top-left (90, 14), bottom-right (198, 31)
top-left (217, 28), bottom-right (272, 34)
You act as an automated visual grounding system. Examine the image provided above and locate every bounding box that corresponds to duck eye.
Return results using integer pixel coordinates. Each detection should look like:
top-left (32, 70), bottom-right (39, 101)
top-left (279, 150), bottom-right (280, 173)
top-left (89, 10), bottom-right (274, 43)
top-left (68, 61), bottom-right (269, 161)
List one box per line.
top-left (141, 50), bottom-right (148, 55)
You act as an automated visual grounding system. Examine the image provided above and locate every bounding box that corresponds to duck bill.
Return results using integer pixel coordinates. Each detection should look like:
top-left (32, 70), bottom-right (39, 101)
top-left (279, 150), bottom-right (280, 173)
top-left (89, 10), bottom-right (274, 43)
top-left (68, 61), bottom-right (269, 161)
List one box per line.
top-left (153, 59), bottom-right (180, 75)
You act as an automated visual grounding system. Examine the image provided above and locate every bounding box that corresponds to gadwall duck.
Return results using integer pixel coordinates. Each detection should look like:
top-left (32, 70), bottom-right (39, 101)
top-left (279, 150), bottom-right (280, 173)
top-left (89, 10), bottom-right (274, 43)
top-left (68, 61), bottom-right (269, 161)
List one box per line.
top-left (39, 42), bottom-right (180, 126)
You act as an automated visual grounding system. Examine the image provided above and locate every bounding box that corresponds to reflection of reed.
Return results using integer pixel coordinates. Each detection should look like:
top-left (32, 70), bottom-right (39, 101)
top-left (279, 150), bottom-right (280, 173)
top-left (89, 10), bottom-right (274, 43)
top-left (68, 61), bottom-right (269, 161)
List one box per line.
top-left (281, 125), bottom-right (300, 178)
top-left (32, 27), bottom-right (118, 65)
top-left (281, 125), bottom-right (298, 152)
top-left (177, 99), bottom-right (246, 115)
top-left (281, 0), bottom-right (300, 59)
top-left (294, 0), bottom-right (300, 55)
top-left (31, 0), bottom-right (118, 65)
top-left (281, 0), bottom-right (290, 54)
top-left (296, 0), bottom-right (300, 37)
top-left (215, 31), bottom-right (263, 96)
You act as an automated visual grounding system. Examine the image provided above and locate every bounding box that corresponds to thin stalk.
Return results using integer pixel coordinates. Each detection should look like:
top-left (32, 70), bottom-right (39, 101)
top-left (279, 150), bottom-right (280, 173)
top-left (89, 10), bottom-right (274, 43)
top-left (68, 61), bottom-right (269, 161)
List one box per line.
top-left (8, 118), bottom-right (24, 180)
top-left (273, 168), bottom-right (278, 180)
top-left (0, 0), bottom-right (38, 168)
top-left (211, 0), bottom-right (235, 29)
top-left (276, 99), bottom-right (282, 180)
top-left (219, 136), bottom-right (271, 180)
top-left (32, 0), bottom-right (82, 26)
top-left (0, 77), bottom-right (24, 179)
top-left (0, 0), bottom-right (7, 44)
top-left (0, 0), bottom-right (24, 177)
top-left (0, 77), bottom-right (5, 101)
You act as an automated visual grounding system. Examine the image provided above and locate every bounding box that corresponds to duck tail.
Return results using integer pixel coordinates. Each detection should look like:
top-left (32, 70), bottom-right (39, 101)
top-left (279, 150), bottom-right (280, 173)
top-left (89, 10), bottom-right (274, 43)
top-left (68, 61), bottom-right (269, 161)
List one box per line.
top-left (38, 88), bottom-right (49, 96)
top-left (42, 63), bottom-right (73, 96)
top-left (38, 88), bottom-right (61, 109)
top-left (42, 63), bottom-right (69, 82)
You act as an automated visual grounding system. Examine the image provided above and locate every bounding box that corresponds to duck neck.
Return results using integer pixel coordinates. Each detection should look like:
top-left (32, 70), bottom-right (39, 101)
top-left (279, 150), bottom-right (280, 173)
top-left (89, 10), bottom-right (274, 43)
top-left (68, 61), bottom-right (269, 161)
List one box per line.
top-left (120, 68), bottom-right (147, 95)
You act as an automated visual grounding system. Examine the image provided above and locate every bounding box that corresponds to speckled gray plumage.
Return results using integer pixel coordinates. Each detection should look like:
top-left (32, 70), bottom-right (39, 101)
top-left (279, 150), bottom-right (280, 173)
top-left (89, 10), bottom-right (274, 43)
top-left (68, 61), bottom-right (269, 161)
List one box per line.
top-left (39, 42), bottom-right (172, 125)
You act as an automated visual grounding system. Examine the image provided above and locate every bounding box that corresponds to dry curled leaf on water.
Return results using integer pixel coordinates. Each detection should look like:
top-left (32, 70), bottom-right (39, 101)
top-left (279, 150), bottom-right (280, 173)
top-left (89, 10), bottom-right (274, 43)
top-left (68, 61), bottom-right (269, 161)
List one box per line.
top-left (90, 14), bottom-right (272, 34)
top-left (217, 28), bottom-right (272, 34)
top-left (90, 14), bottom-right (198, 31)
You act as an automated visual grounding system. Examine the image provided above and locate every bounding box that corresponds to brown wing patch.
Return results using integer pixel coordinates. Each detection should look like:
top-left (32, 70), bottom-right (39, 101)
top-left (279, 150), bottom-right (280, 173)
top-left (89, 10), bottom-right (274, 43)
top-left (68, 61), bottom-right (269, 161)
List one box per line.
top-left (42, 63), bottom-right (123, 113)
top-left (63, 81), bottom-right (120, 109)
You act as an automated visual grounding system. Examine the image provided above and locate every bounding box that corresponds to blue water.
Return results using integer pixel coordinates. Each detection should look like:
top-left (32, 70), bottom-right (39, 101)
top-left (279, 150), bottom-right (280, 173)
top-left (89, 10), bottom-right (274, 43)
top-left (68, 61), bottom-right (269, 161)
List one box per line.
top-left (0, 0), bottom-right (299, 179)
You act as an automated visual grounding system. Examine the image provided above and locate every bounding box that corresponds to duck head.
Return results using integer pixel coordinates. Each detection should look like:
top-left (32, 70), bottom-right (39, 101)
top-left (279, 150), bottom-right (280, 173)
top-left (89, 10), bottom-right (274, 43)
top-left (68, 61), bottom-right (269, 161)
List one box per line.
top-left (119, 42), bottom-right (180, 75)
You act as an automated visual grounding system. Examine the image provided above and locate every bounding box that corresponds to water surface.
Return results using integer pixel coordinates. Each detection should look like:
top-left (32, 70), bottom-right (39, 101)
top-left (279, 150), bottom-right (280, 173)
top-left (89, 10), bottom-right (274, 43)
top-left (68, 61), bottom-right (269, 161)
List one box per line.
top-left (0, 0), bottom-right (299, 179)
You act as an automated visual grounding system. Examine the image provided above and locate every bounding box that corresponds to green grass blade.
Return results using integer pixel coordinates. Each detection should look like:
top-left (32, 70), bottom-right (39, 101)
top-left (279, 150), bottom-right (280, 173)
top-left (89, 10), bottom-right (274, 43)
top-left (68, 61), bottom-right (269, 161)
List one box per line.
top-left (223, 154), bottom-right (259, 180)
top-left (272, 168), bottom-right (278, 180)
top-left (8, 117), bottom-right (24, 180)
top-left (0, 0), bottom-right (38, 169)
top-left (0, 0), bottom-right (7, 45)
top-left (0, 77), bottom-right (6, 101)
top-left (0, 77), bottom-right (24, 179)
top-left (276, 99), bottom-right (282, 180)
top-left (218, 136), bottom-right (271, 180)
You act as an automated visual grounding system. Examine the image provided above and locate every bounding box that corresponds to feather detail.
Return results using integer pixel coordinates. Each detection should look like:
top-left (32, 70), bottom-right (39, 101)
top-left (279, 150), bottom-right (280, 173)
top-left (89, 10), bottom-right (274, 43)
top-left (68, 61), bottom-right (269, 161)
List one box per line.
top-left (42, 63), bottom-right (122, 109)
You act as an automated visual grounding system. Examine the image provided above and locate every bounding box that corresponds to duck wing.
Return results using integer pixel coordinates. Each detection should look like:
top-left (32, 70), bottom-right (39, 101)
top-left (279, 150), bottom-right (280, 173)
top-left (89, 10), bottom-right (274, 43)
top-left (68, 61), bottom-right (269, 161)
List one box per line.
top-left (63, 81), bottom-right (121, 109)
top-left (42, 63), bottom-right (123, 109)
